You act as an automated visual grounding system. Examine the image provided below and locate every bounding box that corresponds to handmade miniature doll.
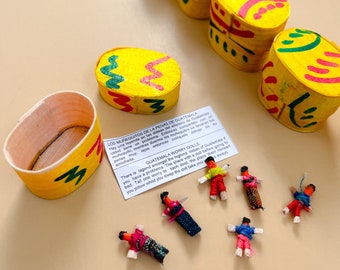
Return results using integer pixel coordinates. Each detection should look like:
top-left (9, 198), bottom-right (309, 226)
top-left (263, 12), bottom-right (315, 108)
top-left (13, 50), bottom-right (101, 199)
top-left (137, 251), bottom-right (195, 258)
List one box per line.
top-left (282, 174), bottom-right (316, 223)
top-left (118, 224), bottom-right (169, 263)
top-left (227, 217), bottom-right (263, 257)
top-left (198, 156), bottom-right (230, 200)
top-left (160, 191), bottom-right (201, 236)
top-left (236, 166), bottom-right (264, 210)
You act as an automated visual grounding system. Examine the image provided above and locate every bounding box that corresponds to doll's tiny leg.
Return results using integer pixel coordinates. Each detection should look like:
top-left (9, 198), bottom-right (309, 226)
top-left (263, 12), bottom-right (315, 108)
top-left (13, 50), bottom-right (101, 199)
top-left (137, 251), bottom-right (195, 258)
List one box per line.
top-left (293, 216), bottom-right (301, 223)
top-left (235, 247), bottom-right (243, 257)
top-left (243, 238), bottom-right (253, 257)
top-left (210, 195), bottom-right (217, 200)
top-left (220, 191), bottom-right (227, 200)
top-left (293, 204), bottom-right (302, 223)
top-left (210, 182), bottom-right (218, 200)
top-left (282, 207), bottom-right (290, 214)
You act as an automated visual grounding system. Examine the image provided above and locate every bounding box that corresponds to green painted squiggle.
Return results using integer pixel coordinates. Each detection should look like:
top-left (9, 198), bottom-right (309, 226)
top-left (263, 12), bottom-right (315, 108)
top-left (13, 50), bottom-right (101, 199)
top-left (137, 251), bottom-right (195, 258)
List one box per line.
top-left (100, 55), bottom-right (124, 89)
top-left (54, 165), bottom-right (87, 186)
top-left (278, 29), bottom-right (321, 53)
top-left (288, 92), bottom-right (317, 128)
top-left (144, 99), bottom-right (165, 113)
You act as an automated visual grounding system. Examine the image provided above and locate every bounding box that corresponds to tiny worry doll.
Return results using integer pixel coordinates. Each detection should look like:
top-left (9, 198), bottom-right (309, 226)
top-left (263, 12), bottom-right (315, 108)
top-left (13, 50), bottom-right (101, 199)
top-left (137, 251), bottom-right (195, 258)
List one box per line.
top-left (160, 191), bottom-right (202, 237)
top-left (282, 174), bottom-right (316, 223)
top-left (198, 156), bottom-right (230, 200)
top-left (227, 217), bottom-right (264, 257)
top-left (118, 224), bottom-right (169, 264)
top-left (236, 166), bottom-right (264, 210)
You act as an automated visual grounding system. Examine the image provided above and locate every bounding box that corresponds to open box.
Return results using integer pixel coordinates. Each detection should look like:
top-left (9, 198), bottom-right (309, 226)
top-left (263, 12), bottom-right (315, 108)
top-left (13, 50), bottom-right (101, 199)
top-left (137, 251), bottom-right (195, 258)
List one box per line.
top-left (3, 91), bottom-right (103, 199)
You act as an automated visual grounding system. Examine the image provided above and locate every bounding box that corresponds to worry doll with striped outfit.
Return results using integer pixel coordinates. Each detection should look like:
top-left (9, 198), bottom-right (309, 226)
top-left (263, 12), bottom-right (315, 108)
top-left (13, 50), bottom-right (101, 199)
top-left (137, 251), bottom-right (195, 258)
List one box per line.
top-left (160, 191), bottom-right (201, 236)
top-left (236, 166), bottom-right (264, 210)
top-left (118, 225), bottom-right (169, 264)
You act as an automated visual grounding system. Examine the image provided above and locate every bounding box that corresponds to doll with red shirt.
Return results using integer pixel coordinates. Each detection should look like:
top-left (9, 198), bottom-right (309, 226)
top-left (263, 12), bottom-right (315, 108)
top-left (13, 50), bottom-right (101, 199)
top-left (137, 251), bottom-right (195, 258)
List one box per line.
top-left (118, 224), bottom-right (169, 263)
top-left (198, 156), bottom-right (230, 200)
top-left (282, 174), bottom-right (316, 223)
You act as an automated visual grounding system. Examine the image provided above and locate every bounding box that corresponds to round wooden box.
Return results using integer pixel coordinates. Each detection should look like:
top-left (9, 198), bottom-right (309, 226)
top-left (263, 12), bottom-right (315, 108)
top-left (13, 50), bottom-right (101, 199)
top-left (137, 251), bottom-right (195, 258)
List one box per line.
top-left (258, 28), bottom-right (340, 132)
top-left (209, 0), bottom-right (290, 72)
top-left (95, 47), bottom-right (181, 114)
top-left (3, 91), bottom-right (103, 199)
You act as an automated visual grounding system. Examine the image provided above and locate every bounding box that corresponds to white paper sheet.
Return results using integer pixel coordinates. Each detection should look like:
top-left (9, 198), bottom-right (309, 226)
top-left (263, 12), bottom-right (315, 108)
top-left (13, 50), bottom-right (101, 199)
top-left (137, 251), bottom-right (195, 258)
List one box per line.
top-left (104, 106), bottom-right (238, 199)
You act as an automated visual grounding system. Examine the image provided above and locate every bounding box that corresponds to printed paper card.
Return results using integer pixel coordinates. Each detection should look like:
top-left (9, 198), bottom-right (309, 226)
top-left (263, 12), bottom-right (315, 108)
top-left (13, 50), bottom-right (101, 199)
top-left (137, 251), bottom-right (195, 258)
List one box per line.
top-left (104, 106), bottom-right (238, 199)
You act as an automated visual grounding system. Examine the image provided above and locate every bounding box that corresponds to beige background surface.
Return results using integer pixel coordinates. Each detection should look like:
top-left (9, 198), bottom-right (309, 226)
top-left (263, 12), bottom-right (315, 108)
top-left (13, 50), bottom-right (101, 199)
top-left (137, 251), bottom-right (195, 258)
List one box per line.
top-left (1, 1), bottom-right (339, 269)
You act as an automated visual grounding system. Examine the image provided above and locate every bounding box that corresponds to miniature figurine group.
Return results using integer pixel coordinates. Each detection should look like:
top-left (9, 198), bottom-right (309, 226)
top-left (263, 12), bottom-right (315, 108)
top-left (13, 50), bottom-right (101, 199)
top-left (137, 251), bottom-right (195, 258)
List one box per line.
top-left (198, 156), bottom-right (265, 210)
top-left (118, 191), bottom-right (201, 264)
top-left (198, 156), bottom-right (316, 224)
top-left (118, 156), bottom-right (316, 263)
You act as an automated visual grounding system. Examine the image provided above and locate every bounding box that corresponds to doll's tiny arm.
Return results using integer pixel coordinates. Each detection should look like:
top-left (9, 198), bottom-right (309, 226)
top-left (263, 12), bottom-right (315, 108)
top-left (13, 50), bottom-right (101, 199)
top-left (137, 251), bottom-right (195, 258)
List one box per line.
top-left (135, 224), bottom-right (144, 231)
top-left (227, 224), bottom-right (236, 232)
top-left (198, 176), bottom-right (208, 184)
top-left (127, 249), bottom-right (138, 259)
top-left (222, 164), bottom-right (231, 171)
top-left (162, 209), bottom-right (170, 216)
top-left (289, 187), bottom-right (297, 194)
top-left (303, 205), bottom-right (312, 211)
top-left (254, 228), bottom-right (264, 234)
top-left (179, 196), bottom-right (188, 204)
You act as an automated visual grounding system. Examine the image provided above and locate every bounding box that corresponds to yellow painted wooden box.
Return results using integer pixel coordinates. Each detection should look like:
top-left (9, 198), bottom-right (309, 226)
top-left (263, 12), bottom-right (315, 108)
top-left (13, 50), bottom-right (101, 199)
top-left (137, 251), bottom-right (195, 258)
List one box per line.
top-left (95, 47), bottom-right (181, 114)
top-left (258, 28), bottom-right (340, 132)
top-left (3, 91), bottom-right (103, 199)
top-left (209, 0), bottom-right (290, 72)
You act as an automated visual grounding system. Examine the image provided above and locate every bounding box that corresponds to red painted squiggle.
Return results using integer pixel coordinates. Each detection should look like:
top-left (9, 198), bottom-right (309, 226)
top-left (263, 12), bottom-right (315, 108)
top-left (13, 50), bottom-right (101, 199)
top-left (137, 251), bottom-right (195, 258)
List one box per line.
top-left (86, 133), bottom-right (104, 162)
top-left (108, 90), bottom-right (133, 112)
top-left (210, 5), bottom-right (254, 38)
top-left (304, 74), bottom-right (340, 83)
top-left (238, 0), bottom-right (287, 19)
top-left (307, 65), bottom-right (329, 74)
top-left (140, 56), bottom-right (170, 91)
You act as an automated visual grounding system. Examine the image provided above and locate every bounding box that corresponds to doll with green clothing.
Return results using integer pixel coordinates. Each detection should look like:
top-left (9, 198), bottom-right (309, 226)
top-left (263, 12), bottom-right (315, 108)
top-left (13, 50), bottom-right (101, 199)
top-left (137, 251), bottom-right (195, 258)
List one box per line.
top-left (198, 156), bottom-right (230, 200)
